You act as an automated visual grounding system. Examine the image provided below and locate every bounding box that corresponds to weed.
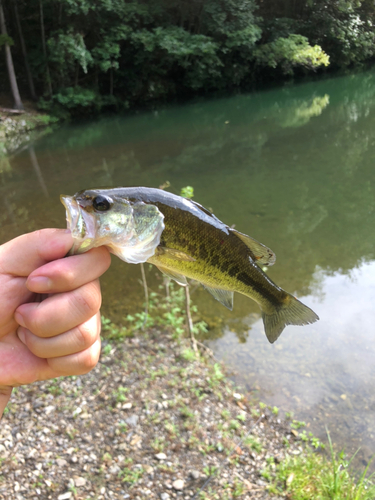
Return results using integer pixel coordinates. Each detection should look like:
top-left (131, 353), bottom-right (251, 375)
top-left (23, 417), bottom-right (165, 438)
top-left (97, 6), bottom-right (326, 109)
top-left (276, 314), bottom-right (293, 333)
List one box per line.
top-left (221, 409), bottom-right (230, 420)
top-left (180, 406), bottom-right (194, 419)
top-left (181, 348), bottom-right (197, 362)
top-left (119, 466), bottom-right (144, 486)
top-left (112, 386), bottom-right (128, 403)
top-left (151, 437), bottom-right (166, 452)
top-left (203, 465), bottom-right (218, 477)
top-left (290, 419), bottom-right (306, 429)
top-left (264, 431), bottom-right (375, 499)
top-left (243, 434), bottom-right (263, 453)
top-left (271, 406), bottom-right (279, 416)
top-left (229, 419), bottom-right (240, 431)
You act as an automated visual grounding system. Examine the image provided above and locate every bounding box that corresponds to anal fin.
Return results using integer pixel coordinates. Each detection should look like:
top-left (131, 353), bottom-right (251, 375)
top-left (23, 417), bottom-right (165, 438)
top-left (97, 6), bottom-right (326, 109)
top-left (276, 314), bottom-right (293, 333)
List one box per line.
top-left (203, 285), bottom-right (234, 310)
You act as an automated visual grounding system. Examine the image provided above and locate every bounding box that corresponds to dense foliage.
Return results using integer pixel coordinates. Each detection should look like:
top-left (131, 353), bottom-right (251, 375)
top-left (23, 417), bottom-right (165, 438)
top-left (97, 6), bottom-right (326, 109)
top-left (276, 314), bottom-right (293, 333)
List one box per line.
top-left (0, 0), bottom-right (374, 116)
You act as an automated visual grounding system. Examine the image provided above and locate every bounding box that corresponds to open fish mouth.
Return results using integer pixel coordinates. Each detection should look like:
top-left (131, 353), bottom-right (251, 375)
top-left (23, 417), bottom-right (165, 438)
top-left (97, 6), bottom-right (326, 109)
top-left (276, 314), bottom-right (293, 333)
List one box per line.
top-left (60, 195), bottom-right (96, 254)
top-left (60, 195), bottom-right (83, 236)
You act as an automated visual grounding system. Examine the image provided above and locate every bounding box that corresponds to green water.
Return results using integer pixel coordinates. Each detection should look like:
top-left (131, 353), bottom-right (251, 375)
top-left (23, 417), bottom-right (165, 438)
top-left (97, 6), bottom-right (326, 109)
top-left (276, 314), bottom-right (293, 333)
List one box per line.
top-left (2, 69), bottom-right (375, 466)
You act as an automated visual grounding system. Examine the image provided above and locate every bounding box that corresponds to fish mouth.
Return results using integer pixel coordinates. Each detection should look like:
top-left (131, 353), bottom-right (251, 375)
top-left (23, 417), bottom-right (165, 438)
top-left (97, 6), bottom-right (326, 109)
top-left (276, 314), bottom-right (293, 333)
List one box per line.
top-left (60, 195), bottom-right (83, 236)
top-left (60, 195), bottom-right (96, 254)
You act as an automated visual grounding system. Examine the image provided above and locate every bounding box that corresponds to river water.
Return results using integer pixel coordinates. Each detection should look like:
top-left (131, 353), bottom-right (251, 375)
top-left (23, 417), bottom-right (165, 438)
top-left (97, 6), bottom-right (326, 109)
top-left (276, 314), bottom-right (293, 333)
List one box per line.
top-left (2, 69), bottom-right (375, 467)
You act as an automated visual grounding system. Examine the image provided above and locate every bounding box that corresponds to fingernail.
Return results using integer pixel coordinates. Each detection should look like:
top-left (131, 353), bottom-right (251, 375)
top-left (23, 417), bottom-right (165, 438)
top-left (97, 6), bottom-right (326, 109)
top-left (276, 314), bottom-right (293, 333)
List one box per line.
top-left (17, 328), bottom-right (26, 344)
top-left (14, 312), bottom-right (26, 328)
top-left (27, 276), bottom-right (52, 292)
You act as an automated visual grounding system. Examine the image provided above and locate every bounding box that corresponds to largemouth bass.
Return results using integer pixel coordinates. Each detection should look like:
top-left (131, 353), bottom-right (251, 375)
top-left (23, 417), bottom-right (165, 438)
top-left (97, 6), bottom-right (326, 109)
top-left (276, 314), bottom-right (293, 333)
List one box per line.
top-left (61, 187), bottom-right (319, 343)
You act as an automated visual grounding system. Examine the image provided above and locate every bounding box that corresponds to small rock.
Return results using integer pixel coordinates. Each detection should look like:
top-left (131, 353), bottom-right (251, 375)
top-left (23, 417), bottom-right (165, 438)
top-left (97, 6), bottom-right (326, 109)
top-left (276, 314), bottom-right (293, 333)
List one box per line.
top-left (125, 414), bottom-right (139, 427)
top-left (44, 405), bottom-right (56, 415)
top-left (160, 494), bottom-right (170, 500)
top-left (190, 470), bottom-right (200, 480)
top-left (58, 493), bottom-right (72, 500)
top-left (155, 453), bottom-right (167, 460)
top-left (172, 479), bottom-right (184, 491)
top-left (122, 402), bottom-right (132, 410)
top-left (109, 465), bottom-right (121, 475)
top-left (56, 458), bottom-right (68, 467)
top-left (74, 477), bottom-right (86, 487)
top-left (233, 393), bottom-right (242, 400)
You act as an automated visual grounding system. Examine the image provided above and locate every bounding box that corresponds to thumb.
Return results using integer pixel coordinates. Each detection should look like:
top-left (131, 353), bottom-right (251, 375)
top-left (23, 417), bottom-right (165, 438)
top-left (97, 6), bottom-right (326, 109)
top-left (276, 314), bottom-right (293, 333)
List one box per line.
top-left (0, 386), bottom-right (12, 419)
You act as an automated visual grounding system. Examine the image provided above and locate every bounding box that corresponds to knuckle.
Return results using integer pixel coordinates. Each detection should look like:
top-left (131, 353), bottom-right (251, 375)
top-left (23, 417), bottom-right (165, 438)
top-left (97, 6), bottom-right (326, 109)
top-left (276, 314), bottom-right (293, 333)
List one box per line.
top-left (73, 282), bottom-right (101, 318)
top-left (26, 305), bottom-right (45, 336)
top-left (74, 322), bottom-right (96, 350)
top-left (80, 347), bottom-right (99, 373)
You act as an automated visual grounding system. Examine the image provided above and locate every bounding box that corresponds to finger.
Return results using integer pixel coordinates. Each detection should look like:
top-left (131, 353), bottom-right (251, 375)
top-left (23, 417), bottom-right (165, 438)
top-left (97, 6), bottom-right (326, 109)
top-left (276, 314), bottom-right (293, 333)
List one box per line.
top-left (47, 338), bottom-right (102, 376)
top-left (15, 280), bottom-right (101, 338)
top-left (0, 386), bottom-right (12, 419)
top-left (17, 313), bottom-right (101, 359)
top-left (0, 229), bottom-right (73, 277)
top-left (26, 247), bottom-right (111, 294)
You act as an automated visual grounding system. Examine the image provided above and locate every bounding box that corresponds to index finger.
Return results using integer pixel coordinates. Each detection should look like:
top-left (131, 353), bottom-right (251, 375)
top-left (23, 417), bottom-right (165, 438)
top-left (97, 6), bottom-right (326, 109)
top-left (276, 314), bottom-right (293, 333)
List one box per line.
top-left (0, 229), bottom-right (73, 277)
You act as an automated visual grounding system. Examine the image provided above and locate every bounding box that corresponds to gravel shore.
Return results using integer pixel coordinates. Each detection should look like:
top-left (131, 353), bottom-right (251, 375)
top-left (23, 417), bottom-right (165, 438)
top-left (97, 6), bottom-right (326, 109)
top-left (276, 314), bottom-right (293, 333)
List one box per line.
top-left (0, 327), bottom-right (303, 500)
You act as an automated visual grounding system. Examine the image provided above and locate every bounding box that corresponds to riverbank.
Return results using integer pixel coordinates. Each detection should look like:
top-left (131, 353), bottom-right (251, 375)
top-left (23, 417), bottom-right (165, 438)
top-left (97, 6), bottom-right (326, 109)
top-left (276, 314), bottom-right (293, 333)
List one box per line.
top-left (1, 315), bottom-right (373, 500)
top-left (0, 104), bottom-right (58, 157)
top-left (0, 326), bottom-right (287, 500)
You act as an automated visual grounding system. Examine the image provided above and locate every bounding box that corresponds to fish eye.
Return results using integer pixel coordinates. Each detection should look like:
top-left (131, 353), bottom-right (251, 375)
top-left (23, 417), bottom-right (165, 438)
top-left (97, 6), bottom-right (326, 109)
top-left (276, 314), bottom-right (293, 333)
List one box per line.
top-left (92, 195), bottom-right (112, 212)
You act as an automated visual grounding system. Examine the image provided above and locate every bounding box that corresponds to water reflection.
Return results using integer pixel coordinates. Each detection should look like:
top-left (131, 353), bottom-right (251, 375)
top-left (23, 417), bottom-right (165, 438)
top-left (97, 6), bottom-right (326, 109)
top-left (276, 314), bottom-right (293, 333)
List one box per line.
top-left (1, 68), bottom-right (375, 466)
top-left (210, 261), bottom-right (375, 465)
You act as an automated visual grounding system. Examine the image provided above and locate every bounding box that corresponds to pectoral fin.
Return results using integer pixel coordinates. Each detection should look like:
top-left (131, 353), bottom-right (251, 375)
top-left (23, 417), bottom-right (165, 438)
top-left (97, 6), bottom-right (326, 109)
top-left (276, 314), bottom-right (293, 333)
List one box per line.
top-left (203, 285), bottom-right (234, 310)
top-left (231, 229), bottom-right (276, 266)
top-left (155, 265), bottom-right (188, 286)
top-left (156, 246), bottom-right (196, 262)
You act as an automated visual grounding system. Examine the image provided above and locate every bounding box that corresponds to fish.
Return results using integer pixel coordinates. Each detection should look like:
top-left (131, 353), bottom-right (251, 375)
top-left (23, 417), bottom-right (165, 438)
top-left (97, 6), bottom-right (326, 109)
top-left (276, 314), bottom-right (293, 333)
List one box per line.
top-left (60, 187), bottom-right (319, 343)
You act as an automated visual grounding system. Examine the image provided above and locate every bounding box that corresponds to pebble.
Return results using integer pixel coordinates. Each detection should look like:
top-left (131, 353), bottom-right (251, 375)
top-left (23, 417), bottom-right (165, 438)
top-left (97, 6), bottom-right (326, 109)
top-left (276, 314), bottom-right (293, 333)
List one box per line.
top-left (74, 477), bottom-right (86, 487)
top-left (172, 479), bottom-right (184, 490)
top-left (190, 470), bottom-right (200, 480)
top-left (56, 458), bottom-right (68, 467)
top-left (155, 452), bottom-right (167, 460)
top-left (109, 464), bottom-right (121, 474)
top-left (125, 414), bottom-right (139, 427)
top-left (160, 494), bottom-right (170, 500)
top-left (58, 493), bottom-right (72, 500)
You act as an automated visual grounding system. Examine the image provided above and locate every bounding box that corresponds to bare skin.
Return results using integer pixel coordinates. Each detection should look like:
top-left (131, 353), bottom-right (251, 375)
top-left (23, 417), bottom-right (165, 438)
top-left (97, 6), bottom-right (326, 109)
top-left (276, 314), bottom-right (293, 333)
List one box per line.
top-left (0, 228), bottom-right (111, 418)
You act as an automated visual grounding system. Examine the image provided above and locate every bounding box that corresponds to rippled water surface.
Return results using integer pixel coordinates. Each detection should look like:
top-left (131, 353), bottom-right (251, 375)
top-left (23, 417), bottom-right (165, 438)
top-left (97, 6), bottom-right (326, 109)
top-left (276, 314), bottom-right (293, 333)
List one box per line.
top-left (2, 70), bottom-right (375, 465)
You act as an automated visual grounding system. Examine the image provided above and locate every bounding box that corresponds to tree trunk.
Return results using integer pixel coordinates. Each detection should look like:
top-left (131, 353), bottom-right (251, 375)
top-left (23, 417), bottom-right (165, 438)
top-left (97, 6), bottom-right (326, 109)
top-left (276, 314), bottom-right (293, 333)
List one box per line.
top-left (39, 0), bottom-right (52, 97)
top-left (0, 0), bottom-right (24, 110)
top-left (109, 65), bottom-right (113, 95)
top-left (14, 0), bottom-right (37, 100)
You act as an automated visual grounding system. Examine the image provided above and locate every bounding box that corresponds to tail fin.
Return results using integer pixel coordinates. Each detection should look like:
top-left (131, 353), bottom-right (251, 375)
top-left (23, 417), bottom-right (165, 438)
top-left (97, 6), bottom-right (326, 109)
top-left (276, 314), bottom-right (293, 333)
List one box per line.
top-left (262, 294), bottom-right (319, 344)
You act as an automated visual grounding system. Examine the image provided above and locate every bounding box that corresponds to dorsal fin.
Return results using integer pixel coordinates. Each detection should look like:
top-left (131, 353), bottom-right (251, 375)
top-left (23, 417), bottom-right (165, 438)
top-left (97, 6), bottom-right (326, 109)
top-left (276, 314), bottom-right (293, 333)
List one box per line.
top-left (231, 229), bottom-right (276, 266)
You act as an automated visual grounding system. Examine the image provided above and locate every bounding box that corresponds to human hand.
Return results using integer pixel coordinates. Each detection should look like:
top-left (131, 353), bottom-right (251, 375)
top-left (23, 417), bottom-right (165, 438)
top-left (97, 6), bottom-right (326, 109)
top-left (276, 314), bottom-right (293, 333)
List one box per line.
top-left (0, 229), bottom-right (111, 418)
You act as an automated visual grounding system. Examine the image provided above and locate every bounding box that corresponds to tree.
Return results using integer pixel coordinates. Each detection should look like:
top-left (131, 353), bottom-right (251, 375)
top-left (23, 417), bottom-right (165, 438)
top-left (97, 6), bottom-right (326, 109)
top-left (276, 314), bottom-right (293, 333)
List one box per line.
top-left (13, 0), bottom-right (37, 100)
top-left (0, 0), bottom-right (24, 110)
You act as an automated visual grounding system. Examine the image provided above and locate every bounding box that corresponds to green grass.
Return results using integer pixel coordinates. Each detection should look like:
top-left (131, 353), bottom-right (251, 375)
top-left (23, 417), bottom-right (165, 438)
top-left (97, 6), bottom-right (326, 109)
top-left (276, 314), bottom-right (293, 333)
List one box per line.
top-left (265, 430), bottom-right (375, 499)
